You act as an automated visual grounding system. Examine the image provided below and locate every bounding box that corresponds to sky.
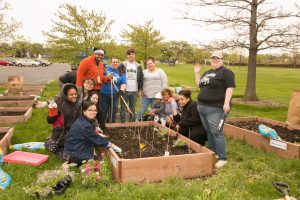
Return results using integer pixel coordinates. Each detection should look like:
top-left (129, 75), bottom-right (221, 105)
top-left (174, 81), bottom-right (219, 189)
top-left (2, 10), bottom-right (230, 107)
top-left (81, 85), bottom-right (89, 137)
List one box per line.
top-left (5, 0), bottom-right (226, 45)
top-left (5, 0), bottom-right (299, 52)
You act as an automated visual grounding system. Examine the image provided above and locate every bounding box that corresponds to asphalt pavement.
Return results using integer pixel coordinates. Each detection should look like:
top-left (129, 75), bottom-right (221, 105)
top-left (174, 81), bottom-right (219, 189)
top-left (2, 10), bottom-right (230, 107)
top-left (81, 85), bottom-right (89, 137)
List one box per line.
top-left (0, 63), bottom-right (70, 85)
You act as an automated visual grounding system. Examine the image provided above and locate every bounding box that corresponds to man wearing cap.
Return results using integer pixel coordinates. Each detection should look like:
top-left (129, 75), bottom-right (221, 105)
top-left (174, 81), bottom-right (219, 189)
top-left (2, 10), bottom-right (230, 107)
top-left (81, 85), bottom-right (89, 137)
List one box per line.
top-left (76, 47), bottom-right (111, 91)
top-left (119, 48), bottom-right (144, 123)
top-left (194, 50), bottom-right (235, 169)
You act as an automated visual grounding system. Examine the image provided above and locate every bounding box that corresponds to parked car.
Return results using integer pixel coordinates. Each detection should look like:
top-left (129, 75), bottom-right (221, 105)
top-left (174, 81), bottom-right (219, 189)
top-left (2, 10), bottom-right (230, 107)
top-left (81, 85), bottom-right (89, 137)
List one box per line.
top-left (3, 59), bottom-right (17, 66)
top-left (16, 59), bottom-right (40, 67)
top-left (35, 60), bottom-right (51, 66)
top-left (0, 60), bottom-right (13, 66)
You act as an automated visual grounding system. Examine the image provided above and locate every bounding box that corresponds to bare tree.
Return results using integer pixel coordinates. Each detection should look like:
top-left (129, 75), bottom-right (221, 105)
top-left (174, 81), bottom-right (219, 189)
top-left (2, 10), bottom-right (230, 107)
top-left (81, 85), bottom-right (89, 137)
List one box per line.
top-left (182, 0), bottom-right (300, 101)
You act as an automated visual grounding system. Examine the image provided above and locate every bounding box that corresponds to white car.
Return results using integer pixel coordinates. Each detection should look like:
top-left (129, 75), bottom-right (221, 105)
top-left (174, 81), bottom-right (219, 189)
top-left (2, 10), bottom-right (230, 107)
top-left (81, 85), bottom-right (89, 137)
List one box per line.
top-left (16, 59), bottom-right (41, 67)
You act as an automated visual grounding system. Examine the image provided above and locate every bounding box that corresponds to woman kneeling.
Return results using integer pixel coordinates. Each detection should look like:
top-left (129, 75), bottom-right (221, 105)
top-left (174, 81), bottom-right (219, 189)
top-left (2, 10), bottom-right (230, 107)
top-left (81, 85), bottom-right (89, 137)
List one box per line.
top-left (64, 101), bottom-right (119, 165)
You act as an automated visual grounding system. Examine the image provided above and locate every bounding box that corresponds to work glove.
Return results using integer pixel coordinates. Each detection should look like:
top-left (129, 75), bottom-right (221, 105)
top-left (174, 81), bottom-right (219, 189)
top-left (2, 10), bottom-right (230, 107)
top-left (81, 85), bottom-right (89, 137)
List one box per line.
top-left (112, 144), bottom-right (122, 153)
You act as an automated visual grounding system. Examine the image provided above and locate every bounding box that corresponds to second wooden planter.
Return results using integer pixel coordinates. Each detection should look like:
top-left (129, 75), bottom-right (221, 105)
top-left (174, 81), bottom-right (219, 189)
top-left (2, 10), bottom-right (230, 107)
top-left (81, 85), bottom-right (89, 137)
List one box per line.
top-left (106, 121), bottom-right (215, 184)
top-left (0, 95), bottom-right (37, 107)
top-left (224, 116), bottom-right (300, 159)
top-left (0, 107), bottom-right (33, 126)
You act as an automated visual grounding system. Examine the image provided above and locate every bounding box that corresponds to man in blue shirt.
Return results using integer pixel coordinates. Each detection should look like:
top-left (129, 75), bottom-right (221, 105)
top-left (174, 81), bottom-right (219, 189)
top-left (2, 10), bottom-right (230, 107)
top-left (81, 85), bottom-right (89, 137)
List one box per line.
top-left (100, 58), bottom-right (126, 123)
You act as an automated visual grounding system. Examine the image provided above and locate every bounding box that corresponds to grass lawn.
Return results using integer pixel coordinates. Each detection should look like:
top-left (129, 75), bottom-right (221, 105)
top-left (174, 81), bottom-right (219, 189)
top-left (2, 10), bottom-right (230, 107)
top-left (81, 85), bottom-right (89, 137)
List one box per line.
top-left (1, 65), bottom-right (300, 200)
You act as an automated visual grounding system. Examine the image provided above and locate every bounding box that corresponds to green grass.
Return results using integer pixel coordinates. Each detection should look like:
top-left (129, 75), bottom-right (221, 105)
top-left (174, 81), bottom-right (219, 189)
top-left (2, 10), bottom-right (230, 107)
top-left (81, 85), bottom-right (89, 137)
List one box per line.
top-left (0, 87), bottom-right (5, 94)
top-left (1, 67), bottom-right (300, 199)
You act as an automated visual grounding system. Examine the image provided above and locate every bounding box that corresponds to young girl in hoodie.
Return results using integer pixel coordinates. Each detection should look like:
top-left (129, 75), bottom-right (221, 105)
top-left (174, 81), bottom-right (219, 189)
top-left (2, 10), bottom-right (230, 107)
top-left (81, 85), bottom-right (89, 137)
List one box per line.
top-left (161, 89), bottom-right (178, 127)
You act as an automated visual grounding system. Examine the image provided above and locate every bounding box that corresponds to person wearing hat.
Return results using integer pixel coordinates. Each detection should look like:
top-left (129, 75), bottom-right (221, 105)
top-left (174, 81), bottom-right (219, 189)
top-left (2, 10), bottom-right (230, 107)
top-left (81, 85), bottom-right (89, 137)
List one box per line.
top-left (148, 92), bottom-right (165, 124)
top-left (194, 50), bottom-right (235, 169)
top-left (76, 47), bottom-right (112, 92)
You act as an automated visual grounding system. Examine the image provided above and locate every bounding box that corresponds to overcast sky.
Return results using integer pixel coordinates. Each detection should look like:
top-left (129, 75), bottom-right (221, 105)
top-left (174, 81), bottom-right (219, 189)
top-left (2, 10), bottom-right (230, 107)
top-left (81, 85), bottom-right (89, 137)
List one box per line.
top-left (5, 0), bottom-right (299, 50)
top-left (6, 0), bottom-right (207, 44)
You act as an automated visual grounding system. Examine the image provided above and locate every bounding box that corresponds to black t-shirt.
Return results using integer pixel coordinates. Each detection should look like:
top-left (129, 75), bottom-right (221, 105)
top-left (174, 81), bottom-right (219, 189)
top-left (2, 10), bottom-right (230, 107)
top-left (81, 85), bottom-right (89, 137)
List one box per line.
top-left (197, 66), bottom-right (235, 108)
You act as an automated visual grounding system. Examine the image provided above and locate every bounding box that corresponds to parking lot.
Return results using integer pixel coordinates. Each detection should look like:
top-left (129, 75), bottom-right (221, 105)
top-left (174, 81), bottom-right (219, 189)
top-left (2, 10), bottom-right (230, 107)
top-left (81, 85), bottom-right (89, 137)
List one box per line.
top-left (0, 63), bottom-right (70, 85)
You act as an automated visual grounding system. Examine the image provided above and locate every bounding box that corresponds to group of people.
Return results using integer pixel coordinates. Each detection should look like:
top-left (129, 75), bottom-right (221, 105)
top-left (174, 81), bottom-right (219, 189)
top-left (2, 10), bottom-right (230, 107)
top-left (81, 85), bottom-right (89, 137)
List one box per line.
top-left (45, 48), bottom-right (235, 169)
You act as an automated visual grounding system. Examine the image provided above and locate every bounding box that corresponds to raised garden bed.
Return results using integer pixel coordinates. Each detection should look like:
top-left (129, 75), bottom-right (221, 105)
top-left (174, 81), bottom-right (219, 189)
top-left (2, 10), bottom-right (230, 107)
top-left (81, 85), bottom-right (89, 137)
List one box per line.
top-left (224, 116), bottom-right (300, 159)
top-left (4, 86), bottom-right (44, 96)
top-left (0, 107), bottom-right (32, 126)
top-left (0, 127), bottom-right (14, 155)
top-left (0, 95), bottom-right (37, 107)
top-left (106, 121), bottom-right (215, 183)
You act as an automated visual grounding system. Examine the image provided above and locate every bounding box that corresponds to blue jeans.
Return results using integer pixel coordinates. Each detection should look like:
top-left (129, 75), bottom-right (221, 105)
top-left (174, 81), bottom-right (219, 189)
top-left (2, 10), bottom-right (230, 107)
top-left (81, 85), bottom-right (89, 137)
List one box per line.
top-left (138, 97), bottom-right (156, 121)
top-left (120, 91), bottom-right (138, 123)
top-left (100, 93), bottom-right (118, 123)
top-left (197, 104), bottom-right (227, 160)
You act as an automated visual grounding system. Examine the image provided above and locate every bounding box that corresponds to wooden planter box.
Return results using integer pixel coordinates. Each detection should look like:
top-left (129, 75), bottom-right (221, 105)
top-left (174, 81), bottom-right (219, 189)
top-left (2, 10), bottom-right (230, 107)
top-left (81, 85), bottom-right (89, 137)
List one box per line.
top-left (4, 86), bottom-right (44, 96)
top-left (224, 116), bottom-right (300, 159)
top-left (0, 95), bottom-right (37, 107)
top-left (0, 107), bottom-right (33, 126)
top-left (0, 127), bottom-right (14, 155)
top-left (106, 121), bottom-right (215, 184)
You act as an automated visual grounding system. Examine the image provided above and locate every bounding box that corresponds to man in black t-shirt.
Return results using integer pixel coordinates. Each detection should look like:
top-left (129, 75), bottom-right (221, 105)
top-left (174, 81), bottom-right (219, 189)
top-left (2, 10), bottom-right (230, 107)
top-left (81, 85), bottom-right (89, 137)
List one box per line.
top-left (194, 51), bottom-right (235, 169)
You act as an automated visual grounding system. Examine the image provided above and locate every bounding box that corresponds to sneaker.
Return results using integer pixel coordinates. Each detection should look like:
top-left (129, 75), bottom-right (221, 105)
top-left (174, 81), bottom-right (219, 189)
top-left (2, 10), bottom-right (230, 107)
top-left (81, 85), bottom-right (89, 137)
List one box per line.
top-left (215, 160), bottom-right (227, 169)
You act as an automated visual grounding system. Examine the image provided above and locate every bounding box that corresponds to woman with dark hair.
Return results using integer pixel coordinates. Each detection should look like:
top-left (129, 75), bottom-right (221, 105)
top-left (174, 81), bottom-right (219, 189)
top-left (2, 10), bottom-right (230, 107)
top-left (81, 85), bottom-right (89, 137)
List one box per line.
top-left (174, 90), bottom-right (207, 146)
top-left (46, 83), bottom-right (81, 156)
top-left (63, 101), bottom-right (121, 165)
top-left (78, 78), bottom-right (95, 105)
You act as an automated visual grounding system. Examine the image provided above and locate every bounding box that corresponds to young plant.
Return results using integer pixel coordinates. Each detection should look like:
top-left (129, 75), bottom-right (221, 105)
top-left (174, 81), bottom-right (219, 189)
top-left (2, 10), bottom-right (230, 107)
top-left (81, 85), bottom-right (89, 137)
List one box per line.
top-left (173, 138), bottom-right (187, 147)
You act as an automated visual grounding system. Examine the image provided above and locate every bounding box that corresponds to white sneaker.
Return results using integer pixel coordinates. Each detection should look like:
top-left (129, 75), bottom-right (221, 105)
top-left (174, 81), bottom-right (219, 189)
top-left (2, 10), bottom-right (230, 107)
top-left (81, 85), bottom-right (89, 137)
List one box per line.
top-left (215, 160), bottom-right (227, 169)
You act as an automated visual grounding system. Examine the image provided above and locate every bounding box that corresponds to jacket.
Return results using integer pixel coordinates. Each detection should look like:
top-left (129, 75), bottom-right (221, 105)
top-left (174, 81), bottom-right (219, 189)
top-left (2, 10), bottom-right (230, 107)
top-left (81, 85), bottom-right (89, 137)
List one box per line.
top-left (119, 61), bottom-right (143, 91)
top-left (58, 70), bottom-right (77, 85)
top-left (76, 55), bottom-right (110, 90)
top-left (175, 100), bottom-right (207, 145)
top-left (64, 116), bottom-right (110, 160)
top-left (47, 83), bottom-right (81, 132)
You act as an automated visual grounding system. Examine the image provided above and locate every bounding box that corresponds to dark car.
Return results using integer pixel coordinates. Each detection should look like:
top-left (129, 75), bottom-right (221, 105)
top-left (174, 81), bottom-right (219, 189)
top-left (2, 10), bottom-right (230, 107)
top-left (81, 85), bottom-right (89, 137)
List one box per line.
top-left (0, 60), bottom-right (13, 66)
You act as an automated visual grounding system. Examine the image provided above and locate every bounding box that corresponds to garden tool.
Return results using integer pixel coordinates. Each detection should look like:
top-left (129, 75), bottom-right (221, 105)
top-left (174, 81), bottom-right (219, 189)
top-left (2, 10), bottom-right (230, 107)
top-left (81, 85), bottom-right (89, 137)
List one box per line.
top-left (164, 125), bottom-right (171, 157)
top-left (273, 182), bottom-right (291, 200)
top-left (217, 112), bottom-right (227, 130)
top-left (104, 68), bottom-right (133, 115)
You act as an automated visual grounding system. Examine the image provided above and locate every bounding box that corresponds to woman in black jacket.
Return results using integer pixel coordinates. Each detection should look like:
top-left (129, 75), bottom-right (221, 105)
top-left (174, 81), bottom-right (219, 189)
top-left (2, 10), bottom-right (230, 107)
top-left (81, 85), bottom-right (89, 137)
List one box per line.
top-left (174, 90), bottom-right (207, 145)
top-left (46, 83), bottom-right (81, 155)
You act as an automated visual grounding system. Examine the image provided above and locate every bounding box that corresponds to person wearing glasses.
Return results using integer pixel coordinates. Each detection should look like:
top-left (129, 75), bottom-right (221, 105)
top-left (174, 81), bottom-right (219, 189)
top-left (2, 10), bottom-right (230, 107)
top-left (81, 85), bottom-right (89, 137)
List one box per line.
top-left (64, 101), bottom-right (121, 165)
top-left (119, 48), bottom-right (144, 123)
top-left (194, 51), bottom-right (235, 169)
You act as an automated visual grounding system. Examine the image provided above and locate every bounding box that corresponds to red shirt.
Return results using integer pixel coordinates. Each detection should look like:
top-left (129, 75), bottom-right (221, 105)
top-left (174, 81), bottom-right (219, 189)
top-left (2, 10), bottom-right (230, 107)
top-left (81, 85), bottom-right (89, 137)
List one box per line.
top-left (76, 55), bottom-right (109, 90)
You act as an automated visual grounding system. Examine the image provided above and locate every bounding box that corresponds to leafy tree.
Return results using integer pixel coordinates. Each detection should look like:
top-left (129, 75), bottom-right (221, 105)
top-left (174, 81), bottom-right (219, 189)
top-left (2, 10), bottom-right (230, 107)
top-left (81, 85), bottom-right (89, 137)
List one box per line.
top-left (44, 3), bottom-right (113, 63)
top-left (0, 0), bottom-right (21, 41)
top-left (183, 0), bottom-right (300, 101)
top-left (121, 20), bottom-right (164, 66)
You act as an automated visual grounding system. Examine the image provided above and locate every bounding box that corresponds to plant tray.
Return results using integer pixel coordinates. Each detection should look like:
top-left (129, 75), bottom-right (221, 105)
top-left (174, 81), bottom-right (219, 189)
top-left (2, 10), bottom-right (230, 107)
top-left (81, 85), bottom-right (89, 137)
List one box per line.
top-left (106, 121), bottom-right (215, 183)
top-left (4, 151), bottom-right (48, 166)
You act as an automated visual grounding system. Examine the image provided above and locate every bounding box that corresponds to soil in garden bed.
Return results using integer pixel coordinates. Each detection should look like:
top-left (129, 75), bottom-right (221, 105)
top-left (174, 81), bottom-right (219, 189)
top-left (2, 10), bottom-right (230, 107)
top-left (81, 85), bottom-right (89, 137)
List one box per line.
top-left (0, 132), bottom-right (6, 140)
top-left (0, 111), bottom-right (26, 116)
top-left (106, 126), bottom-right (195, 159)
top-left (229, 121), bottom-right (300, 143)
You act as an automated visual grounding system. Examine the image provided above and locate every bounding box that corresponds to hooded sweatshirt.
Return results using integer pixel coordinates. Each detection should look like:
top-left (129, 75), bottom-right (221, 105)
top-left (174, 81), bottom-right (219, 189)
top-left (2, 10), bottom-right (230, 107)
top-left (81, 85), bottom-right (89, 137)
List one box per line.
top-left (47, 83), bottom-right (81, 132)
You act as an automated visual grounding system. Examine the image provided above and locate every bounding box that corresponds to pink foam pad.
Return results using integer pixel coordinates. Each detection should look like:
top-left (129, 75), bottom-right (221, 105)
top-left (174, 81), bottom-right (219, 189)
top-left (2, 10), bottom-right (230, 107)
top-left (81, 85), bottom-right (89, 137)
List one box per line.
top-left (3, 151), bottom-right (49, 166)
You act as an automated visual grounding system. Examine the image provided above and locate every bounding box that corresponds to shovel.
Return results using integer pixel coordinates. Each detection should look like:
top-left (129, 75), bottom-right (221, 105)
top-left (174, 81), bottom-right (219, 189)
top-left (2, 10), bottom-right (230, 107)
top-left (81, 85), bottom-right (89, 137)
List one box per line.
top-left (273, 182), bottom-right (291, 200)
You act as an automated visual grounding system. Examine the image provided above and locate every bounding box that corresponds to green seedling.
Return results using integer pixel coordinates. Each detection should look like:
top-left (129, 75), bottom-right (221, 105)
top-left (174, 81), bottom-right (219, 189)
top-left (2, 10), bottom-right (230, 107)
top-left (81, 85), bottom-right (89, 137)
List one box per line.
top-left (173, 138), bottom-right (186, 147)
top-left (157, 129), bottom-right (168, 139)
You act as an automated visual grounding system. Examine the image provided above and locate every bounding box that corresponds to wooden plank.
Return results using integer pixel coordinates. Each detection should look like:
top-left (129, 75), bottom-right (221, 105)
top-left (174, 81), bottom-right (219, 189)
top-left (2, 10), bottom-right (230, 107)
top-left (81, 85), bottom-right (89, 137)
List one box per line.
top-left (120, 153), bottom-right (214, 183)
top-left (0, 107), bottom-right (32, 125)
top-left (0, 127), bottom-right (14, 155)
